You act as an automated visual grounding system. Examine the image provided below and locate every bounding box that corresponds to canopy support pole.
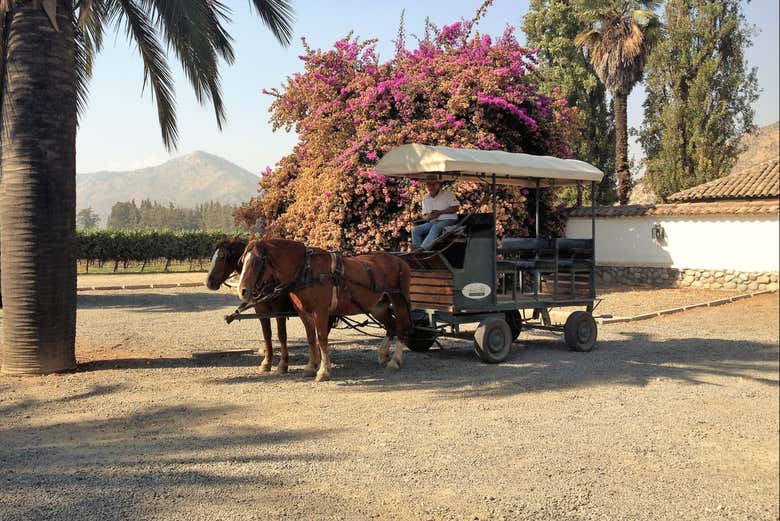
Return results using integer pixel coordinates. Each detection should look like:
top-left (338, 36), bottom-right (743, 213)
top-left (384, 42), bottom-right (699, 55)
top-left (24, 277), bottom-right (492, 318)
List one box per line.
top-left (492, 174), bottom-right (497, 307)
top-left (590, 181), bottom-right (597, 306)
top-left (534, 178), bottom-right (541, 297)
top-left (534, 178), bottom-right (540, 238)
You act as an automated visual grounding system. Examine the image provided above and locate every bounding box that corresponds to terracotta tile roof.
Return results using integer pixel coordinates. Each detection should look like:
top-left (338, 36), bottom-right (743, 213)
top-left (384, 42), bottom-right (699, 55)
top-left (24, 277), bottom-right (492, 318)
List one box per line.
top-left (568, 199), bottom-right (779, 218)
top-left (667, 158), bottom-right (779, 201)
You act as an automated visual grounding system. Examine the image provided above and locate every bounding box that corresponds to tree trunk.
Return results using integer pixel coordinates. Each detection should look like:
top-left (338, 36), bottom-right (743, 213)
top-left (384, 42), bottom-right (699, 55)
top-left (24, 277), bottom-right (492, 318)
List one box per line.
top-left (0, 3), bottom-right (77, 374)
top-left (614, 92), bottom-right (631, 205)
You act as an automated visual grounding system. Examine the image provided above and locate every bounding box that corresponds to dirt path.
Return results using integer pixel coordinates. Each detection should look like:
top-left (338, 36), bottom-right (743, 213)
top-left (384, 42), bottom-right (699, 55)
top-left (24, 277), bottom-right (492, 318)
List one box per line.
top-left (0, 289), bottom-right (778, 521)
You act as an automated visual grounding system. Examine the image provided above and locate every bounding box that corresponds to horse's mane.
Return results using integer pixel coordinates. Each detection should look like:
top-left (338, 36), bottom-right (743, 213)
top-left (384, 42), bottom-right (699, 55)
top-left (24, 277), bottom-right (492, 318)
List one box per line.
top-left (213, 236), bottom-right (247, 251)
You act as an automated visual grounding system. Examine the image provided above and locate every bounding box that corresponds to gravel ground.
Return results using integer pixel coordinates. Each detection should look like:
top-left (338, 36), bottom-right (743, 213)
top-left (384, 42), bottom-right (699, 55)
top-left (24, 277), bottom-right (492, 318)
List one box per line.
top-left (77, 272), bottom-right (207, 288)
top-left (0, 280), bottom-right (778, 521)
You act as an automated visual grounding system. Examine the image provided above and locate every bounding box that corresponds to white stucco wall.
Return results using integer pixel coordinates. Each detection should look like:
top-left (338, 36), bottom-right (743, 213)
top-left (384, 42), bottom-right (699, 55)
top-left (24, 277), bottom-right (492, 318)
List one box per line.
top-left (566, 214), bottom-right (780, 272)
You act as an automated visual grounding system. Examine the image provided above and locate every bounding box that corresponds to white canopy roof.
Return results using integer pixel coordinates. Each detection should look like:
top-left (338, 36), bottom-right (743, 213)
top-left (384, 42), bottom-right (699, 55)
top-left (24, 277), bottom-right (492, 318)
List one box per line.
top-left (375, 144), bottom-right (603, 187)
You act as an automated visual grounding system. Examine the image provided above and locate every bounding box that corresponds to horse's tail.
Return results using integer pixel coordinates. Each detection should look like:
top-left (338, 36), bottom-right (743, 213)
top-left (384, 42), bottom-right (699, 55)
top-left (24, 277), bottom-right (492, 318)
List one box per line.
top-left (394, 257), bottom-right (413, 340)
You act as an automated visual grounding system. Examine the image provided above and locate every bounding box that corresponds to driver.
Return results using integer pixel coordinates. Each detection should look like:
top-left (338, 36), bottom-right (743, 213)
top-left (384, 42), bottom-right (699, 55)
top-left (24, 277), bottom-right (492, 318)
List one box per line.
top-left (411, 174), bottom-right (459, 249)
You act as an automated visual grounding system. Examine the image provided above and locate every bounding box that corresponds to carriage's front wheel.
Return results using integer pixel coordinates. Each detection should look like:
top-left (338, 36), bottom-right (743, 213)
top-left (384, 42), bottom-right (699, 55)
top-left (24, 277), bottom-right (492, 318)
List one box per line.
top-left (405, 317), bottom-right (438, 352)
top-left (406, 332), bottom-right (437, 352)
top-left (505, 310), bottom-right (522, 342)
top-left (474, 317), bottom-right (512, 363)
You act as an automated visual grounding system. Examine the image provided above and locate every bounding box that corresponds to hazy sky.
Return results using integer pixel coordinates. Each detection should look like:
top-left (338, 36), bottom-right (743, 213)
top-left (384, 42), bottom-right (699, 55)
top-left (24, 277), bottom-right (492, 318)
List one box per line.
top-left (76, 0), bottom-right (779, 174)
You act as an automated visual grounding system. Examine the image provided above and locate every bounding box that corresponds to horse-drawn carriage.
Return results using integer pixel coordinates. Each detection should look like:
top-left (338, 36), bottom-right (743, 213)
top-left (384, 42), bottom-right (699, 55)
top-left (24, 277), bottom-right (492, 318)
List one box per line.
top-left (212, 144), bottom-right (603, 378)
top-left (375, 144), bottom-right (603, 363)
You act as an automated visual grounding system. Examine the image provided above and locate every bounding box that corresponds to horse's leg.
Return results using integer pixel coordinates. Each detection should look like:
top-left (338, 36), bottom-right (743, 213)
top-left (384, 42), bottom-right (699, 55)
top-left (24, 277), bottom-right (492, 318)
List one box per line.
top-left (371, 296), bottom-right (401, 370)
top-left (371, 301), bottom-right (392, 367)
top-left (387, 294), bottom-right (412, 371)
top-left (377, 336), bottom-right (391, 367)
top-left (259, 318), bottom-right (273, 372)
top-left (300, 314), bottom-right (319, 377)
top-left (273, 316), bottom-right (288, 374)
top-left (384, 313), bottom-right (402, 371)
top-left (314, 312), bottom-right (332, 382)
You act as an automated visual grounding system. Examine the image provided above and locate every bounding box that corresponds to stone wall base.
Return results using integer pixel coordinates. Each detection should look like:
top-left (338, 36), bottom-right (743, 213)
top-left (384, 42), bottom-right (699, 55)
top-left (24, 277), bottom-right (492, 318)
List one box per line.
top-left (596, 266), bottom-right (779, 292)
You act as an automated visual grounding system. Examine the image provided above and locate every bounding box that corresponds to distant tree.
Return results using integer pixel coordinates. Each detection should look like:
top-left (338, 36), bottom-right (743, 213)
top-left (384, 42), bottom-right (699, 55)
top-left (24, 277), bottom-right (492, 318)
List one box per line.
top-left (639, 0), bottom-right (759, 201)
top-left (576, 1), bottom-right (661, 205)
top-left (199, 201), bottom-right (237, 231)
top-left (107, 201), bottom-right (140, 229)
top-left (138, 199), bottom-right (155, 228)
top-left (76, 207), bottom-right (100, 230)
top-left (523, 0), bottom-right (617, 205)
top-left (112, 199), bottom-right (242, 231)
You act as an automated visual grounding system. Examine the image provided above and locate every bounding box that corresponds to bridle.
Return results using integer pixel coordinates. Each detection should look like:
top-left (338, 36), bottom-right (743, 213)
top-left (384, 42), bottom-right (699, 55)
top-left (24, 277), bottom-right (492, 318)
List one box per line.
top-left (240, 246), bottom-right (276, 302)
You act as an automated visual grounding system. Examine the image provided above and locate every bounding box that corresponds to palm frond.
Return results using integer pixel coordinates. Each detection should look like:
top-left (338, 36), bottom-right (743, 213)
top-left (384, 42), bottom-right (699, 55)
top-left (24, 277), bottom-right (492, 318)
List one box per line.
top-left (116, 0), bottom-right (178, 148)
top-left (143, 0), bottom-right (232, 129)
top-left (574, 28), bottom-right (600, 48)
top-left (74, 28), bottom-right (91, 119)
top-left (631, 9), bottom-right (657, 27)
top-left (249, 0), bottom-right (294, 46)
top-left (203, 0), bottom-right (235, 63)
top-left (575, 3), bottom-right (659, 95)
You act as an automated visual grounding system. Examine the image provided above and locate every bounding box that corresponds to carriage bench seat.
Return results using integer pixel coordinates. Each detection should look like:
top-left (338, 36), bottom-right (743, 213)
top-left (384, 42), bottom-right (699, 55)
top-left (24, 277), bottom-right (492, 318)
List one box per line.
top-left (498, 238), bottom-right (555, 272)
top-left (555, 239), bottom-right (594, 271)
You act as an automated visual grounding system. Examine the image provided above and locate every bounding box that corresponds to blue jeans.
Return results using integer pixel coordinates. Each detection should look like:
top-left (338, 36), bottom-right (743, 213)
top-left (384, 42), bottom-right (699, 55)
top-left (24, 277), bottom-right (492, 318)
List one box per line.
top-left (412, 220), bottom-right (453, 249)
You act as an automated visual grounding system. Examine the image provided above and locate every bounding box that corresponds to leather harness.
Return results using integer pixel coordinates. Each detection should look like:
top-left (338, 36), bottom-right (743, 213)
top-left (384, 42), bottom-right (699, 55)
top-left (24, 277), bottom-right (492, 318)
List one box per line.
top-left (249, 248), bottom-right (404, 317)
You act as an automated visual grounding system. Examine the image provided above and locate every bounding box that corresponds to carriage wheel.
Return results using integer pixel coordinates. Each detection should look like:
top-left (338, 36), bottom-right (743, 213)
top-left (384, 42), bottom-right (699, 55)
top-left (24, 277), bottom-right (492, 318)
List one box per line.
top-left (405, 317), bottom-right (437, 352)
top-left (505, 310), bottom-right (522, 342)
top-left (564, 311), bottom-right (598, 352)
top-left (406, 332), bottom-right (437, 352)
top-left (474, 317), bottom-right (512, 363)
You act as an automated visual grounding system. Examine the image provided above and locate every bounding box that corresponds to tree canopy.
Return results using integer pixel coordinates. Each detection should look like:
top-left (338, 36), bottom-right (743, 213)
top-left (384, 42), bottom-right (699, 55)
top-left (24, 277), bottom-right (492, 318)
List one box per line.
top-left (639, 0), bottom-right (759, 201)
top-left (575, 1), bottom-right (660, 205)
top-left (238, 21), bottom-right (579, 252)
top-left (523, 0), bottom-right (616, 205)
top-left (106, 199), bottom-right (243, 231)
top-left (76, 207), bottom-right (100, 230)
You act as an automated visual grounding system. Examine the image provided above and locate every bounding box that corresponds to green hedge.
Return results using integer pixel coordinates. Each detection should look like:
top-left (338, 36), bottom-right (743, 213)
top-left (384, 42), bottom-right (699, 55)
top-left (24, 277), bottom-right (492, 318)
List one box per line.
top-left (77, 230), bottom-right (250, 264)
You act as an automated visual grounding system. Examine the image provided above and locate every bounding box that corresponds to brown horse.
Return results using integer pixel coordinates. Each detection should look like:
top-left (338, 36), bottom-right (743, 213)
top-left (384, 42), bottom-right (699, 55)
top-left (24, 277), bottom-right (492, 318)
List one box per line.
top-left (206, 237), bottom-right (303, 373)
top-left (237, 239), bottom-right (412, 382)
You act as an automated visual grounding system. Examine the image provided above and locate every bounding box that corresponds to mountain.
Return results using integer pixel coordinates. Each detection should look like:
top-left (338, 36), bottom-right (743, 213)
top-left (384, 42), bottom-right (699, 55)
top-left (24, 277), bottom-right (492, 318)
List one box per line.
top-left (732, 121), bottom-right (779, 173)
top-left (77, 151), bottom-right (260, 224)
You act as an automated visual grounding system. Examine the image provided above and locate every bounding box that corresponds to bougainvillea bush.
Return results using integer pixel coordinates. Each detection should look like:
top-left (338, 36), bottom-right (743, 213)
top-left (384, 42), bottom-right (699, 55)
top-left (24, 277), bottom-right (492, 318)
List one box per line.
top-left (237, 21), bottom-right (580, 252)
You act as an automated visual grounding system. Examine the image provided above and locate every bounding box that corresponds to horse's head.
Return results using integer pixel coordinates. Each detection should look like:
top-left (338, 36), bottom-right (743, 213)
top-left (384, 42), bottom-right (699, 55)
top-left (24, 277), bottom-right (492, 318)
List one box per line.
top-left (237, 240), bottom-right (276, 303)
top-left (205, 237), bottom-right (247, 291)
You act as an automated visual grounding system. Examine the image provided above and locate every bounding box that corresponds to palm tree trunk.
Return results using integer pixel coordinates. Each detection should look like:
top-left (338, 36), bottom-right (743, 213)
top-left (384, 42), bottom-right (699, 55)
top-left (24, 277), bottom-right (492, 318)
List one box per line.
top-left (1, 2), bottom-right (77, 374)
top-left (614, 92), bottom-right (631, 205)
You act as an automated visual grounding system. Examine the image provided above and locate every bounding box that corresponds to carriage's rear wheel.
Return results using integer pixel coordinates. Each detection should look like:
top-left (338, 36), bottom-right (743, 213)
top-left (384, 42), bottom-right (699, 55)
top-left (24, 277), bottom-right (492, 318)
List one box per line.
top-left (564, 311), bottom-right (598, 352)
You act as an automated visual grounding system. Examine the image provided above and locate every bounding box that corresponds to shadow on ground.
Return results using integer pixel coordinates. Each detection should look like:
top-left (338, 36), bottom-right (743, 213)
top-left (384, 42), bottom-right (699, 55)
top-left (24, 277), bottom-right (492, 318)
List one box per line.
top-left (77, 291), bottom-right (238, 313)
top-left (76, 331), bottom-right (779, 399)
top-left (344, 332), bottom-right (779, 398)
top-left (0, 390), bottom-right (335, 520)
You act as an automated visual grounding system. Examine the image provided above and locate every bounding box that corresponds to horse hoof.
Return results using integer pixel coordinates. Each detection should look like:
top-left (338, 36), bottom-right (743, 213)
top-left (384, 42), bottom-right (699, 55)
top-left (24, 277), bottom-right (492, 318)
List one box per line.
top-left (259, 363), bottom-right (272, 372)
top-left (273, 364), bottom-right (288, 374)
top-left (303, 365), bottom-right (318, 377)
top-left (387, 359), bottom-right (401, 371)
top-left (315, 371), bottom-right (331, 382)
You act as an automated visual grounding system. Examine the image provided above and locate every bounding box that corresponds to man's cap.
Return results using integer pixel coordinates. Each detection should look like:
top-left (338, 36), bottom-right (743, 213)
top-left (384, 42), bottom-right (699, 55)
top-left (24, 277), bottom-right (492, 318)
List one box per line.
top-left (424, 174), bottom-right (440, 183)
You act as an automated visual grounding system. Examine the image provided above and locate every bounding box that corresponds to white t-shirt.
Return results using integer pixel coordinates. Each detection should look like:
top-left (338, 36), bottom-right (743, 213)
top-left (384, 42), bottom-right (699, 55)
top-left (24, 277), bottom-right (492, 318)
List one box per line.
top-left (422, 190), bottom-right (459, 221)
